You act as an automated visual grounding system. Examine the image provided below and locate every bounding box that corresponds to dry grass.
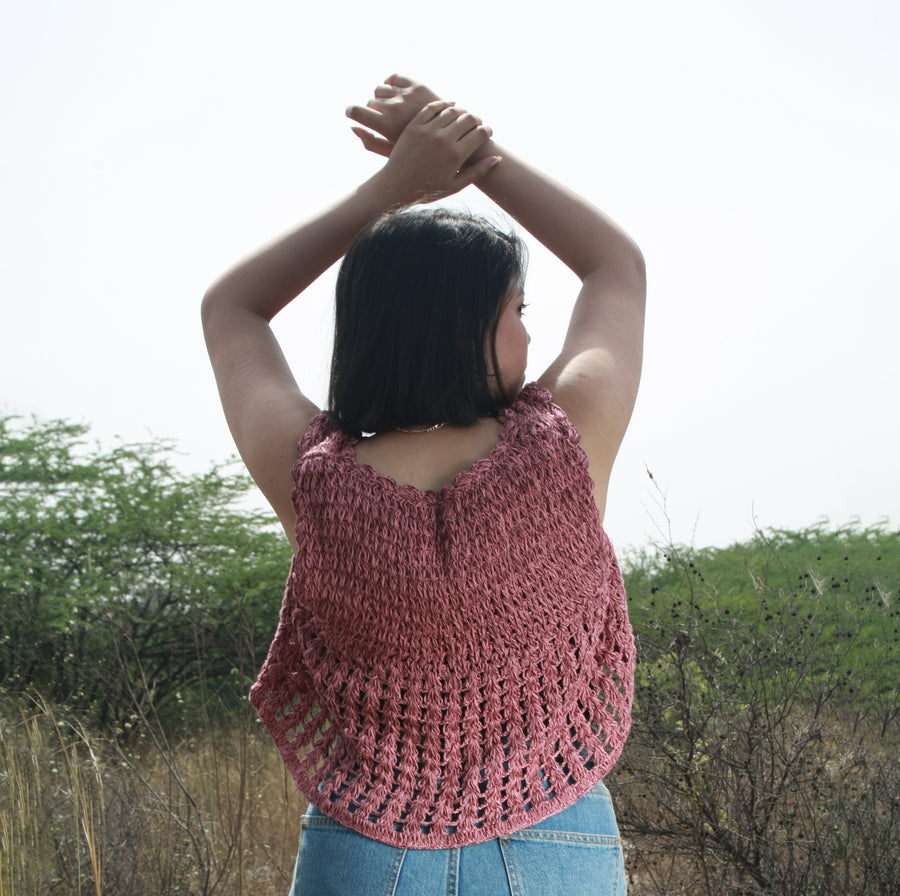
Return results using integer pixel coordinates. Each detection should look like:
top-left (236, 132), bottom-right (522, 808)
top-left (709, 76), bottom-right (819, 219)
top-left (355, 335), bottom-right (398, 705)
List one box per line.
top-left (0, 695), bottom-right (305, 896)
top-left (614, 710), bottom-right (900, 895)
top-left (3, 692), bottom-right (896, 895)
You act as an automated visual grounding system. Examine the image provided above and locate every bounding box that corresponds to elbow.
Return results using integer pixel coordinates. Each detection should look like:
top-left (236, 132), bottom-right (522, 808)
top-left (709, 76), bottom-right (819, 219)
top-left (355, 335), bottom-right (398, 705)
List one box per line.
top-left (632, 243), bottom-right (647, 301)
top-left (200, 280), bottom-right (239, 344)
top-left (581, 231), bottom-right (646, 293)
top-left (200, 274), bottom-right (237, 331)
top-left (620, 230), bottom-right (646, 284)
top-left (200, 284), bottom-right (221, 335)
top-left (632, 241), bottom-right (647, 281)
top-left (609, 237), bottom-right (647, 303)
top-left (201, 280), bottom-right (271, 345)
top-left (625, 241), bottom-right (647, 295)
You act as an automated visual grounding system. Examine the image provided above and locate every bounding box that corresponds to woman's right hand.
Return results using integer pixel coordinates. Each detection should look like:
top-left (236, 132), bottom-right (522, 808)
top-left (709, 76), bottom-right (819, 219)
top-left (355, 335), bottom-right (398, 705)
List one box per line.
top-left (372, 99), bottom-right (500, 204)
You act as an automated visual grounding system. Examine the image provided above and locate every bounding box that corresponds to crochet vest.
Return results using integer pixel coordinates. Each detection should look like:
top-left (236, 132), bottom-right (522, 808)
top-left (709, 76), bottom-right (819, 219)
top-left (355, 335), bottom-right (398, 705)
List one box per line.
top-left (249, 383), bottom-right (634, 848)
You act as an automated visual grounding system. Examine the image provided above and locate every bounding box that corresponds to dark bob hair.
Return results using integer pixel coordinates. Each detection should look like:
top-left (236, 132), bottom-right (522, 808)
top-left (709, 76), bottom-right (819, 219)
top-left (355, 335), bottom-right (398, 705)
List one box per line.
top-left (328, 207), bottom-right (527, 437)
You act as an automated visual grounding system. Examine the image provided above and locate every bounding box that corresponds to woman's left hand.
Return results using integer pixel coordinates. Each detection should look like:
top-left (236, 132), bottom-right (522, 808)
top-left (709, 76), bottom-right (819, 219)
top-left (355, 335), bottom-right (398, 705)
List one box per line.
top-left (346, 74), bottom-right (440, 157)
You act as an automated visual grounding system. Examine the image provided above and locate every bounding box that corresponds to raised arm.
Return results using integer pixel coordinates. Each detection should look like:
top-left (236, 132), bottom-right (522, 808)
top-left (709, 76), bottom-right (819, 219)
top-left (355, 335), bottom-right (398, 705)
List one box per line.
top-left (348, 76), bottom-right (646, 518)
top-left (201, 101), bottom-right (497, 545)
top-left (477, 147), bottom-right (646, 514)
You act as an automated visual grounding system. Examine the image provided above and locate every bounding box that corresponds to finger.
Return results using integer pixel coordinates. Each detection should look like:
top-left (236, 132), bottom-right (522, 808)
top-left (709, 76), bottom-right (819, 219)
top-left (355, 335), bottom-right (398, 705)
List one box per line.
top-left (433, 104), bottom-right (466, 128)
top-left (350, 126), bottom-right (394, 158)
top-left (417, 99), bottom-right (455, 122)
top-left (454, 123), bottom-right (494, 160)
top-left (460, 122), bottom-right (492, 145)
top-left (373, 84), bottom-right (395, 98)
top-left (455, 154), bottom-right (502, 189)
top-left (444, 110), bottom-right (484, 139)
top-left (345, 104), bottom-right (383, 129)
top-left (385, 73), bottom-right (413, 87)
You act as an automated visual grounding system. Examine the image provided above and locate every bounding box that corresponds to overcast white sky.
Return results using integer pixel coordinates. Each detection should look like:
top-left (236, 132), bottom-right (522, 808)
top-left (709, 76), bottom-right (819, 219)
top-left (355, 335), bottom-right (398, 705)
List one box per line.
top-left (2, 0), bottom-right (898, 553)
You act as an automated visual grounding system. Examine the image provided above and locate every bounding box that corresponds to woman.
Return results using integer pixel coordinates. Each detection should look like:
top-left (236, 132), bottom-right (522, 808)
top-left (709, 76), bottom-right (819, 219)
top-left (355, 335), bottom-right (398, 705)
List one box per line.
top-left (202, 75), bottom-right (645, 895)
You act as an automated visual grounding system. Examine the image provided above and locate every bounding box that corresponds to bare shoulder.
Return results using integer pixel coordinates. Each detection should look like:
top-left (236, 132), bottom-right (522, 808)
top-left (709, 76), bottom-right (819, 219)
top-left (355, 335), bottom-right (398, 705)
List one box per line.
top-left (539, 347), bottom-right (641, 521)
top-left (201, 292), bottom-right (321, 548)
top-left (232, 383), bottom-right (319, 550)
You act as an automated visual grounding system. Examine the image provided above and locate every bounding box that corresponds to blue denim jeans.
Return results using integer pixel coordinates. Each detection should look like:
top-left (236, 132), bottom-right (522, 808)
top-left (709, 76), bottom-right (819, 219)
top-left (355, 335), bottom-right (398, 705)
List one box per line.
top-left (289, 780), bottom-right (626, 895)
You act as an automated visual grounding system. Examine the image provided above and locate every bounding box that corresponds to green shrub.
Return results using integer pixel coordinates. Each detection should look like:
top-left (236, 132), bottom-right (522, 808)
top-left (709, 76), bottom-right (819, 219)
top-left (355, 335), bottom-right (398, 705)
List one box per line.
top-left (0, 416), bottom-right (291, 732)
top-left (614, 524), bottom-right (900, 895)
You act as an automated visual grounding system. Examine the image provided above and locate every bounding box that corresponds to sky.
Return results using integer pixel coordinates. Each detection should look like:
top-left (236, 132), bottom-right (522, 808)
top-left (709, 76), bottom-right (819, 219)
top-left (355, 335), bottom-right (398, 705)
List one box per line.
top-left (2, 0), bottom-right (898, 554)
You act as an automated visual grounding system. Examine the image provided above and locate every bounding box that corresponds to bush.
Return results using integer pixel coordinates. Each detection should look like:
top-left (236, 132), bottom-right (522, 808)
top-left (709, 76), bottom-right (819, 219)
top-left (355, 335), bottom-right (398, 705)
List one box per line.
top-left (0, 416), bottom-right (291, 732)
top-left (613, 524), bottom-right (900, 895)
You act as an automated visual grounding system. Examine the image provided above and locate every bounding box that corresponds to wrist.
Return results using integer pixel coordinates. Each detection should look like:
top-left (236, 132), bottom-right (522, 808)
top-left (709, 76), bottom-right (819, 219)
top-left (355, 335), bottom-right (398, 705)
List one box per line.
top-left (357, 167), bottom-right (419, 213)
top-left (465, 136), bottom-right (501, 166)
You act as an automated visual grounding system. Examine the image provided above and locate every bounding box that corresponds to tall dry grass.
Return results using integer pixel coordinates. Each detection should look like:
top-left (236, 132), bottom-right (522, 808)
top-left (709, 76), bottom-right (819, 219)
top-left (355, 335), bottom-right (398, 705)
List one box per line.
top-left (0, 695), bottom-right (304, 896)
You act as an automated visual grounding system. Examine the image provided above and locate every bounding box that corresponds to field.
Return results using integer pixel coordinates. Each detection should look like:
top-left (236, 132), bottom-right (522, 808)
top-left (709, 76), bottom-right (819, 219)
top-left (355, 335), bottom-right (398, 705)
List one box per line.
top-left (2, 419), bottom-right (897, 894)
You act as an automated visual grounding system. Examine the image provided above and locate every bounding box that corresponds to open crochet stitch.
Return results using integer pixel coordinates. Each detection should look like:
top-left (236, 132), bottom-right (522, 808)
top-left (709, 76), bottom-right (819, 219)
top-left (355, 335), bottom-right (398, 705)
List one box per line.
top-left (250, 383), bottom-right (635, 848)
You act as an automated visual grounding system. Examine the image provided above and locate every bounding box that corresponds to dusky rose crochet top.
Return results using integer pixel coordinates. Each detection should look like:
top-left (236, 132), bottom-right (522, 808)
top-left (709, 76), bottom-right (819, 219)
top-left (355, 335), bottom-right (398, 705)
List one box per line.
top-left (249, 383), bottom-right (634, 849)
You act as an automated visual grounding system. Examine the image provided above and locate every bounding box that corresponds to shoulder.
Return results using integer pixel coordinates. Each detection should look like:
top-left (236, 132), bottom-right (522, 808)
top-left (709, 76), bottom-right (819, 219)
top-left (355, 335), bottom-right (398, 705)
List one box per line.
top-left (290, 412), bottom-right (353, 494)
top-left (496, 384), bottom-right (593, 494)
top-left (297, 410), bottom-right (342, 456)
top-left (506, 382), bottom-right (584, 446)
top-left (513, 381), bottom-right (610, 518)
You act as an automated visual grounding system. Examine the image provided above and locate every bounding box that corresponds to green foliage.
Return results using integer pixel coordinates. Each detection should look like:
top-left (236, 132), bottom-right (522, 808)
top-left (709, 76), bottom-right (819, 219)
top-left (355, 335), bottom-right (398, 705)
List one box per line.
top-left (624, 523), bottom-right (900, 697)
top-left (0, 415), bottom-right (292, 732)
top-left (615, 523), bottom-right (900, 895)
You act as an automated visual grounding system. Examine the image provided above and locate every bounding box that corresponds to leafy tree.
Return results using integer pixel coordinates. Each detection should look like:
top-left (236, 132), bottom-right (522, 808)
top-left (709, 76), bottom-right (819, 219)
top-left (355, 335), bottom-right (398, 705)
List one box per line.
top-left (0, 416), bottom-right (291, 731)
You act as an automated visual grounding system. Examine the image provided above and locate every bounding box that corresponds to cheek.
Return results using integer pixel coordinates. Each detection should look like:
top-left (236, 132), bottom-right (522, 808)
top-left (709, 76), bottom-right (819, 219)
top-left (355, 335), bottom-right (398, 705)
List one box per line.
top-left (512, 320), bottom-right (529, 357)
top-left (503, 323), bottom-right (529, 376)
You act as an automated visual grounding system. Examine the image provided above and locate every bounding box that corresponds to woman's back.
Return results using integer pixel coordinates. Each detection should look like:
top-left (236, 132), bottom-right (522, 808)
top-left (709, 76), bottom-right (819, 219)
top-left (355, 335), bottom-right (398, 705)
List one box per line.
top-left (250, 385), bottom-right (634, 848)
top-left (351, 416), bottom-right (503, 493)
